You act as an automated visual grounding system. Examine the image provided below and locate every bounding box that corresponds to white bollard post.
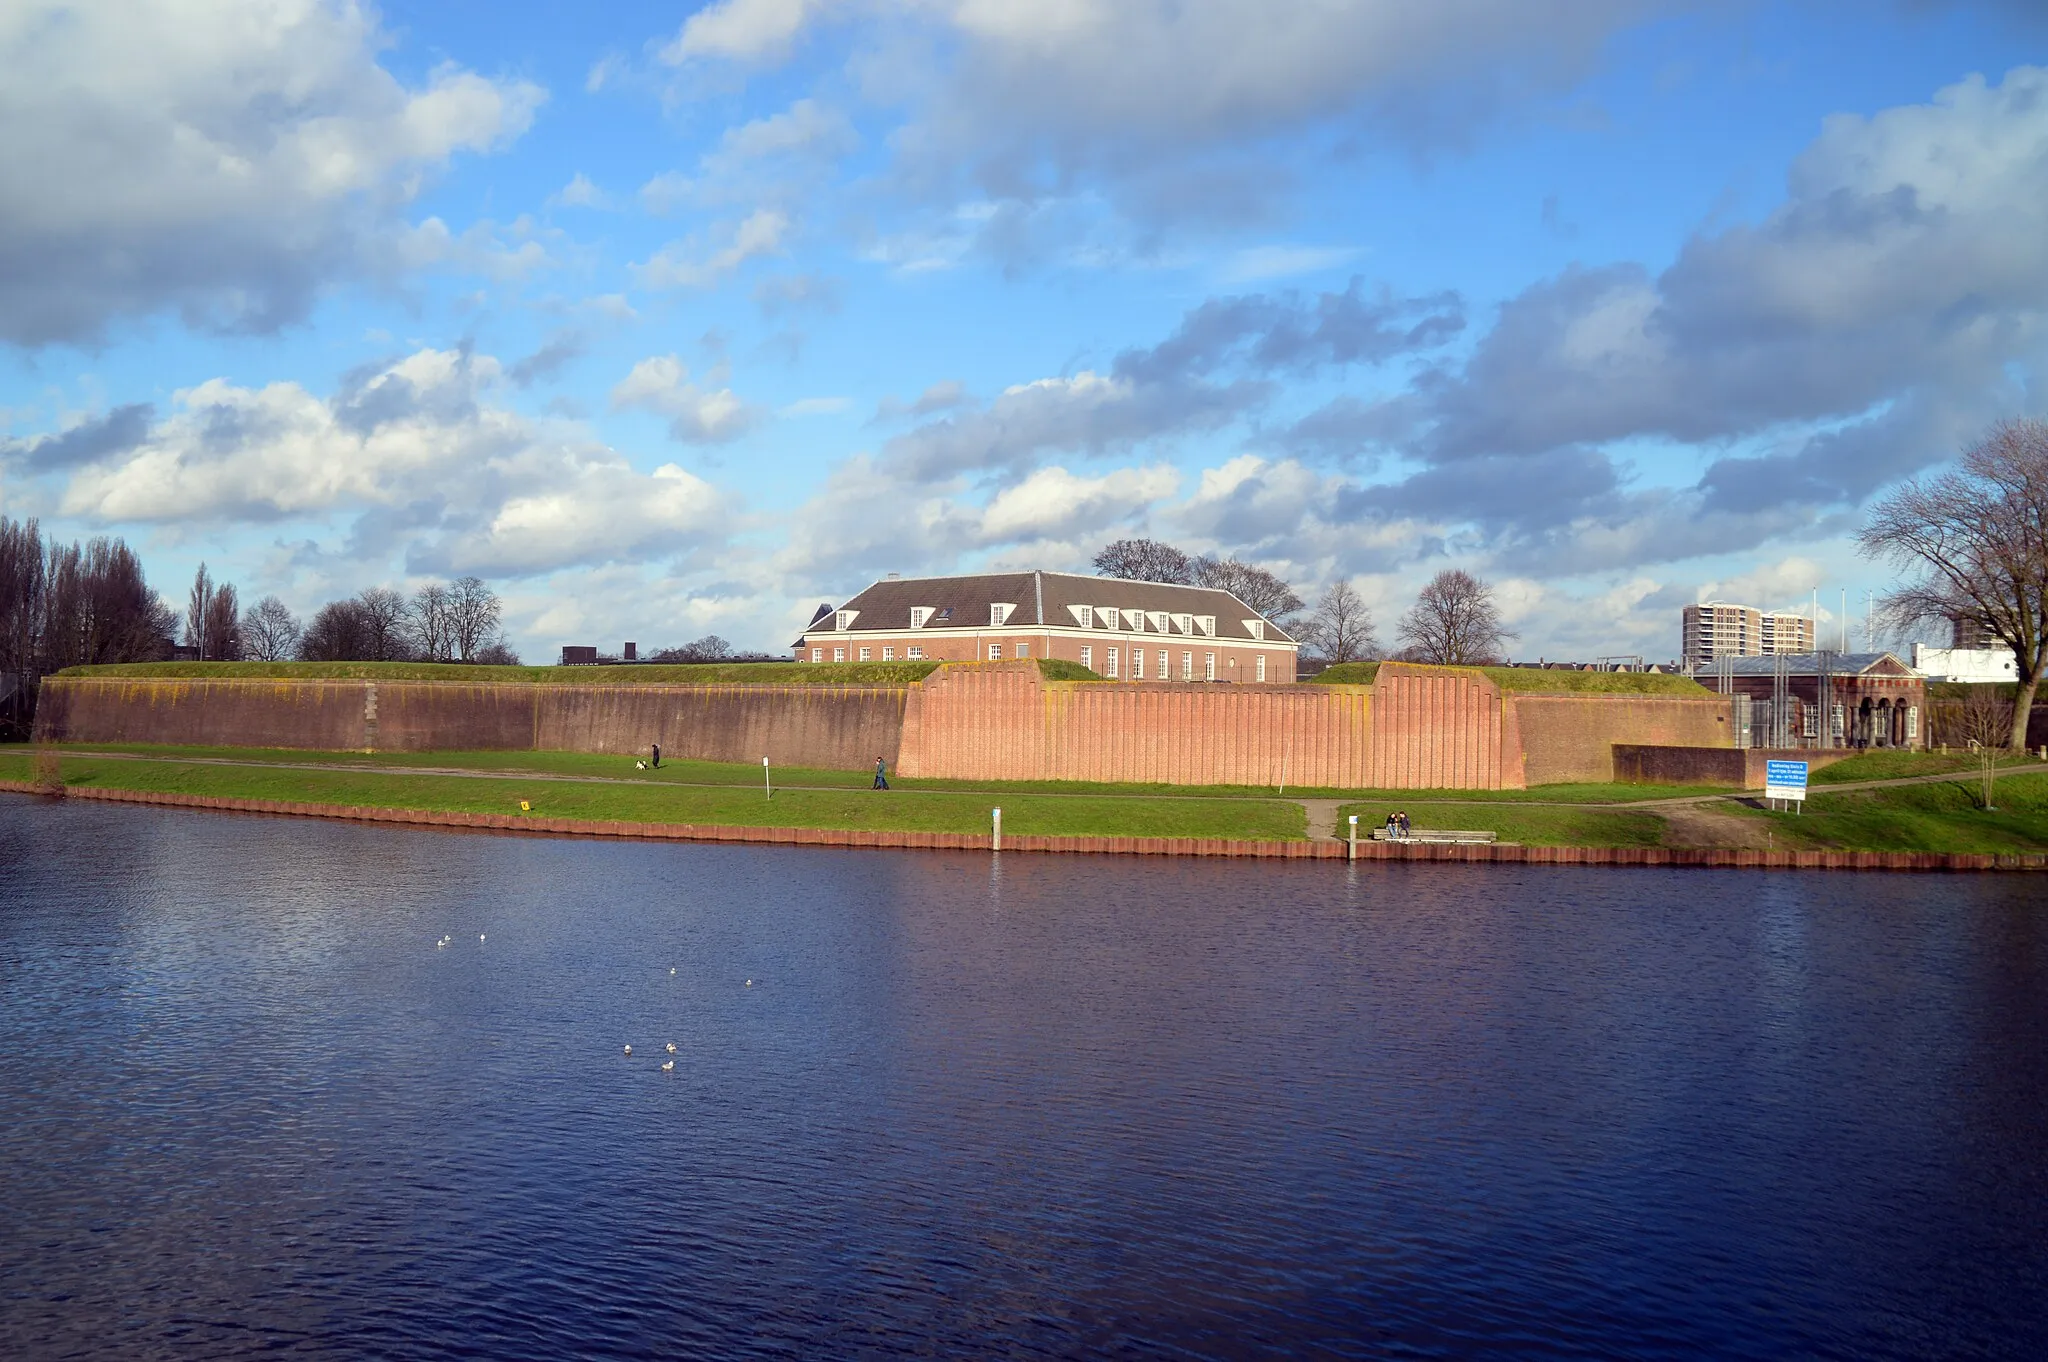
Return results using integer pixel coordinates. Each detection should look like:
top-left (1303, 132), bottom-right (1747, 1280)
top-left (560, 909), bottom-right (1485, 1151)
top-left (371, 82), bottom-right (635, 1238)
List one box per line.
top-left (763, 755), bottom-right (772, 800)
top-left (992, 806), bottom-right (1002, 852)
top-left (1347, 814), bottom-right (1358, 862)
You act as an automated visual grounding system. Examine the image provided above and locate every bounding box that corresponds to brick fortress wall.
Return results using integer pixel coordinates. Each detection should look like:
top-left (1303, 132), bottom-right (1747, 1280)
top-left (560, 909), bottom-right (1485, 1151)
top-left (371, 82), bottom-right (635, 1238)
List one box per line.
top-left (35, 663), bottom-right (1734, 790)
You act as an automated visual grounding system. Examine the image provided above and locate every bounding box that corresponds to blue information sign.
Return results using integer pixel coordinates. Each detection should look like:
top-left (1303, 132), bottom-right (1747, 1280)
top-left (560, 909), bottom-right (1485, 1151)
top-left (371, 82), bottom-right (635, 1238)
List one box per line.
top-left (1764, 759), bottom-right (1808, 802)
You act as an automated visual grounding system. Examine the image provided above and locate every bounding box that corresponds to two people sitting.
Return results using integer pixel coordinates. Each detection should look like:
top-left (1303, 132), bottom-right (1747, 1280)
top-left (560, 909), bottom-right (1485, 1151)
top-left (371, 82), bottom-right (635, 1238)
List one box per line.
top-left (1384, 810), bottom-right (1412, 839)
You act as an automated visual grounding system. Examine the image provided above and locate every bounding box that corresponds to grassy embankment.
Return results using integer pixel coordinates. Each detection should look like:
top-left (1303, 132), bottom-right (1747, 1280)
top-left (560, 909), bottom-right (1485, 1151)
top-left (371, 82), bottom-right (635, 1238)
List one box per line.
top-left (1308, 660), bottom-right (1715, 695)
top-left (0, 747), bottom-right (1307, 841)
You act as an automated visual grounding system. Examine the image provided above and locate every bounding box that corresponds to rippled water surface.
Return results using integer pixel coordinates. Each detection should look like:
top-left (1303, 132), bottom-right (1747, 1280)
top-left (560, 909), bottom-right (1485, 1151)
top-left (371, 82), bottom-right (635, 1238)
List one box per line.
top-left (3, 797), bottom-right (2046, 1358)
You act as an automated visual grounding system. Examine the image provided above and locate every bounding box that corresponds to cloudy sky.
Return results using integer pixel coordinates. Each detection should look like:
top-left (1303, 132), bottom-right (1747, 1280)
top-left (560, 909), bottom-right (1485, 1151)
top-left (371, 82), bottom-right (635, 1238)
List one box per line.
top-left (2, 1), bottom-right (2044, 662)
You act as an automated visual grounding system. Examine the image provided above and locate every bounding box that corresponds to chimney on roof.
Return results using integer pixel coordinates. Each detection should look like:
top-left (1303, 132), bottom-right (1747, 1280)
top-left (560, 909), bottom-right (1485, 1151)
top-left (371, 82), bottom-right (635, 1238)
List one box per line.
top-left (624, 641), bottom-right (637, 661)
top-left (886, 572), bottom-right (900, 579)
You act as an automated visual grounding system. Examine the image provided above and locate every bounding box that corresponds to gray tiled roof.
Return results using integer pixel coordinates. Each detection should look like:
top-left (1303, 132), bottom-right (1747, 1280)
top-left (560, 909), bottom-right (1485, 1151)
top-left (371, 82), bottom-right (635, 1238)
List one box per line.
top-left (811, 570), bottom-right (1298, 644)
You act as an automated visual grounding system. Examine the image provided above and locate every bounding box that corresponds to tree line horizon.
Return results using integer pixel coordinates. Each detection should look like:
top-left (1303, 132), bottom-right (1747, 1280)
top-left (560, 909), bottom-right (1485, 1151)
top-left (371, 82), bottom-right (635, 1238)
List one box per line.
top-left (4, 416), bottom-right (2043, 746)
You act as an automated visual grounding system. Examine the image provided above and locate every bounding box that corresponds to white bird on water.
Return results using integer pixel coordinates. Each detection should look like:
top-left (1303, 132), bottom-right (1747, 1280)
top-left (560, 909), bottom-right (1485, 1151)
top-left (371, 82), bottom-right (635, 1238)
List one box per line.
top-left (660, 1060), bottom-right (674, 1073)
top-left (666, 1042), bottom-right (677, 1054)
top-left (746, 979), bottom-right (753, 988)
top-left (623, 1044), bottom-right (632, 1056)
top-left (479, 934), bottom-right (486, 943)
top-left (670, 967), bottom-right (677, 976)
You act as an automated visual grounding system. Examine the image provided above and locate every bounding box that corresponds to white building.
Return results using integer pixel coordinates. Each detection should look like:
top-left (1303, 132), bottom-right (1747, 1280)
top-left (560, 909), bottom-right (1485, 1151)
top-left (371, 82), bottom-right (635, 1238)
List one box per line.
top-left (1910, 644), bottom-right (2017, 684)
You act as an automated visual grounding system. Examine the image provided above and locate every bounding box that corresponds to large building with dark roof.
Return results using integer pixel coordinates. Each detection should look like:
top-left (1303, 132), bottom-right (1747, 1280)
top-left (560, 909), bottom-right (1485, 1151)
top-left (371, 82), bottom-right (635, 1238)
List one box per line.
top-left (793, 570), bottom-right (1301, 683)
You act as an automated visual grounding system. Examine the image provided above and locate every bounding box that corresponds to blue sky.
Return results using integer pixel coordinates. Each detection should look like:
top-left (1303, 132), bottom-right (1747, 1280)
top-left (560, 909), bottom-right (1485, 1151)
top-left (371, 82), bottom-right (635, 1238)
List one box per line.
top-left (2, 0), bottom-right (2043, 662)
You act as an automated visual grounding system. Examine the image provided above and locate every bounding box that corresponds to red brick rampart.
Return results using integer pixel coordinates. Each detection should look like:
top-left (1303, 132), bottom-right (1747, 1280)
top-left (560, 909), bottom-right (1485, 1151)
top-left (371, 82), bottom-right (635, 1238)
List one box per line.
top-left (5, 781), bottom-right (2040, 871)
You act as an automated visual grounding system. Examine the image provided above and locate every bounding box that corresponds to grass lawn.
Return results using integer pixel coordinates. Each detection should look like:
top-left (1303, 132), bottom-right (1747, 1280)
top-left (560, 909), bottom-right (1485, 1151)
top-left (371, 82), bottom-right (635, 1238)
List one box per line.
top-left (22, 743), bottom-right (1735, 805)
top-left (0, 749), bottom-right (1305, 841)
top-left (1336, 800), bottom-right (1668, 848)
top-left (56, 659), bottom-right (943, 685)
top-left (1738, 772), bottom-right (2048, 854)
top-left (1808, 748), bottom-right (2048, 785)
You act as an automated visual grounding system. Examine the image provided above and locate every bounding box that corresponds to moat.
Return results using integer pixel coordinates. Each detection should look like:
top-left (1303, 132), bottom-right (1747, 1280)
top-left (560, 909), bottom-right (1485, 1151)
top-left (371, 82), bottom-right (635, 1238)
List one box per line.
top-left (3, 796), bottom-right (2043, 1357)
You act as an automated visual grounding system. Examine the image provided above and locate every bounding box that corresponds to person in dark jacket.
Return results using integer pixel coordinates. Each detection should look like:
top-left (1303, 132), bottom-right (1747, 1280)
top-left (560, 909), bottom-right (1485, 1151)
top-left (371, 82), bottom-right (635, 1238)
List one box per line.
top-left (873, 757), bottom-right (889, 790)
top-left (651, 742), bottom-right (661, 769)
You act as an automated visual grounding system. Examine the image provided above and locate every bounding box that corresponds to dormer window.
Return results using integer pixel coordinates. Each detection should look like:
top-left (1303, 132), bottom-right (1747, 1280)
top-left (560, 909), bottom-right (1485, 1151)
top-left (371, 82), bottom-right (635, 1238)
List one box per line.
top-left (1095, 606), bottom-right (1118, 628)
top-left (990, 602), bottom-right (1016, 626)
top-left (1121, 609), bottom-right (1144, 631)
top-left (909, 607), bottom-right (932, 629)
top-left (1171, 613), bottom-right (1192, 634)
top-left (836, 609), bottom-right (859, 631)
top-left (1194, 615), bottom-right (1215, 637)
top-left (1244, 619), bottom-right (1265, 641)
top-left (1066, 604), bottom-right (1093, 627)
top-left (1146, 611), bottom-right (1168, 633)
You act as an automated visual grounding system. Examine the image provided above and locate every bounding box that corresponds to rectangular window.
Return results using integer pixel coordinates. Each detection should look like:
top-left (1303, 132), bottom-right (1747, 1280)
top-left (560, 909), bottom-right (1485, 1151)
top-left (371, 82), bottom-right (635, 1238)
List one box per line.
top-left (988, 643), bottom-right (1003, 660)
top-left (906, 645), bottom-right (924, 659)
top-left (1181, 651), bottom-right (1193, 681)
top-left (833, 647), bottom-right (846, 662)
top-left (882, 647), bottom-right (895, 661)
top-left (811, 648), bottom-right (821, 663)
top-left (1015, 643), bottom-right (1029, 658)
top-left (1204, 652), bottom-right (1215, 680)
top-left (1907, 705), bottom-right (1920, 741)
top-left (858, 647), bottom-right (872, 662)
top-left (1132, 649), bottom-right (1144, 679)
top-left (1159, 649), bottom-right (1170, 678)
top-left (1080, 645), bottom-right (1093, 671)
top-left (1256, 654), bottom-right (1266, 682)
top-left (1106, 647), bottom-right (1119, 678)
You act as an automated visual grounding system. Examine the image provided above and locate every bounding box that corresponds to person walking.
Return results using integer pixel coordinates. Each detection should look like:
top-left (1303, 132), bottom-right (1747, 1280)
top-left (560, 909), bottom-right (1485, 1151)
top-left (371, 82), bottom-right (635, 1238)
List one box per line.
top-left (651, 742), bottom-right (661, 769)
top-left (873, 756), bottom-right (889, 790)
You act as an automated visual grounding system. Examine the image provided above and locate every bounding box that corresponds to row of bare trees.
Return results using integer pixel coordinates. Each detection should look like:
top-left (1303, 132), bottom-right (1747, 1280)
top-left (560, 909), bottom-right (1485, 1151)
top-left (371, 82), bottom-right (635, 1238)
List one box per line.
top-left (1862, 417), bottom-right (2048, 750)
top-left (1, 516), bottom-right (179, 736)
top-left (1092, 538), bottom-right (1514, 667)
top-left (297, 579), bottom-right (516, 663)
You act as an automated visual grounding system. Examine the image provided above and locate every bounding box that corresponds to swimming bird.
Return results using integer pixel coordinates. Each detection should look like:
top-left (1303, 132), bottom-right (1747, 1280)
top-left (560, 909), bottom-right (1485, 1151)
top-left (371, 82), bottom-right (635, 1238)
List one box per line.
top-left (666, 1042), bottom-right (677, 1054)
top-left (745, 979), bottom-right (753, 988)
top-left (660, 1060), bottom-right (674, 1073)
top-left (623, 1044), bottom-right (632, 1056)
top-left (670, 967), bottom-right (676, 976)
top-left (479, 934), bottom-right (486, 943)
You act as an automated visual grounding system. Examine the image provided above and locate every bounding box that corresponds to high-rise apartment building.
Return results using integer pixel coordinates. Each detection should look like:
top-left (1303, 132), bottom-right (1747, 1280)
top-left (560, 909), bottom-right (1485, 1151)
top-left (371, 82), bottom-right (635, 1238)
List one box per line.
top-left (1682, 602), bottom-right (1816, 670)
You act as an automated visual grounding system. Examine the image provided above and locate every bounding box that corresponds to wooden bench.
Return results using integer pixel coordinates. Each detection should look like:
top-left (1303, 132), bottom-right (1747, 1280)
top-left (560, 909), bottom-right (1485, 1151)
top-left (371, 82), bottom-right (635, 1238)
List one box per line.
top-left (1367, 827), bottom-right (1498, 845)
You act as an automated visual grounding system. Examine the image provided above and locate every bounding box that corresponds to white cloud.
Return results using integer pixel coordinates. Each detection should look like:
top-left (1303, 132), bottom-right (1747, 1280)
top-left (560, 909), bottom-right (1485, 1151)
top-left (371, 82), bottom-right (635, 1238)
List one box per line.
top-left (665, 0), bottom-right (832, 64)
top-left (611, 355), bottom-right (764, 442)
top-left (979, 464), bottom-right (1179, 541)
top-left (630, 209), bottom-right (791, 288)
top-left (50, 347), bottom-right (728, 576)
top-left (548, 173), bottom-right (613, 209)
top-left (1216, 244), bottom-right (1363, 284)
top-left (0, 0), bottom-right (546, 345)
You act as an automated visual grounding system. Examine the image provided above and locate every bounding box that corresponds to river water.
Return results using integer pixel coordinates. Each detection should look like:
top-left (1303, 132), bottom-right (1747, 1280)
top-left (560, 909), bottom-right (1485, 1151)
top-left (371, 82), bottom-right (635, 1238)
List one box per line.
top-left (2, 796), bottom-right (2044, 1358)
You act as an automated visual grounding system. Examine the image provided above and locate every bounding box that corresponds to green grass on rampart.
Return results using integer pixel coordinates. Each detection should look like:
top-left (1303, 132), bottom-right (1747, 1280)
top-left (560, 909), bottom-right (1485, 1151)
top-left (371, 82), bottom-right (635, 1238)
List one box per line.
top-left (0, 749), bottom-right (1306, 841)
top-left (1307, 660), bottom-right (1711, 696)
top-left (1808, 748), bottom-right (2048, 785)
top-left (54, 659), bottom-right (943, 685)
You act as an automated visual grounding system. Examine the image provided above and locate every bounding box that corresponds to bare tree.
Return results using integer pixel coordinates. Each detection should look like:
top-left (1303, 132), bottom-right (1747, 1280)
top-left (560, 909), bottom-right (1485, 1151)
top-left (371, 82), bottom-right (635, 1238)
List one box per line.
top-left (447, 576), bottom-right (502, 662)
top-left (2, 518), bottom-right (173, 735)
top-left (356, 587), bottom-right (411, 661)
top-left (202, 582), bottom-right (241, 661)
top-left (299, 600), bottom-right (371, 660)
top-left (1303, 579), bottom-right (1381, 663)
top-left (1093, 538), bottom-right (1194, 584)
top-left (407, 582), bottom-right (453, 662)
top-left (472, 640), bottom-right (522, 665)
top-left (185, 563), bottom-right (213, 658)
top-left (1955, 686), bottom-right (2016, 810)
top-left (1860, 418), bottom-right (2048, 749)
top-left (241, 596), bottom-right (301, 661)
top-left (1397, 569), bottom-right (1515, 665)
top-left (1192, 557), bottom-right (1305, 624)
